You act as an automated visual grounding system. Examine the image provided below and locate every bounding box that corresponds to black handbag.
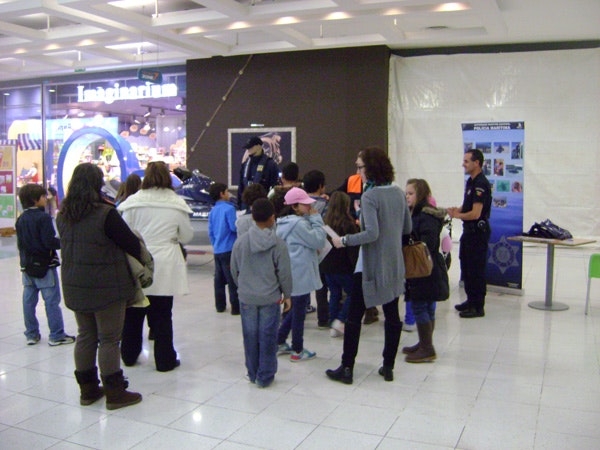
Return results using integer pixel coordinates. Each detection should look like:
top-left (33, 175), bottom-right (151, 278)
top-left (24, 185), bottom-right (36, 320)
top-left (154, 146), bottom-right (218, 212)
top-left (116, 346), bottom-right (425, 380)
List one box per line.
top-left (523, 219), bottom-right (572, 240)
top-left (24, 253), bottom-right (52, 278)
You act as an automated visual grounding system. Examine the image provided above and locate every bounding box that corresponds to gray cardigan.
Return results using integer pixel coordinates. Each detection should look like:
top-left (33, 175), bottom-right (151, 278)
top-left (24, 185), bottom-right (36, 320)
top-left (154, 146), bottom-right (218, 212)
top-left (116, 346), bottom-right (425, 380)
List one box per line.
top-left (345, 185), bottom-right (412, 307)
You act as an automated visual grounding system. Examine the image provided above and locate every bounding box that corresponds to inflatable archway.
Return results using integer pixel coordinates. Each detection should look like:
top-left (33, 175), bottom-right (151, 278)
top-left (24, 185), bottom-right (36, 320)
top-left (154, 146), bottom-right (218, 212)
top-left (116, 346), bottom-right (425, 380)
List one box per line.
top-left (57, 127), bottom-right (139, 198)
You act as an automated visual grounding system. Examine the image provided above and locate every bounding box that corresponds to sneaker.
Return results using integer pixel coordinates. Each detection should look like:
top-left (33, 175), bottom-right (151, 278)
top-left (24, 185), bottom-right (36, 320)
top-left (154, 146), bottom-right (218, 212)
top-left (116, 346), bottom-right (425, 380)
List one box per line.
top-left (27, 334), bottom-right (41, 345)
top-left (404, 323), bottom-right (416, 332)
top-left (48, 335), bottom-right (76, 346)
top-left (330, 328), bottom-right (343, 338)
top-left (331, 319), bottom-right (345, 334)
top-left (290, 348), bottom-right (316, 362)
top-left (277, 343), bottom-right (293, 355)
top-left (306, 305), bottom-right (316, 314)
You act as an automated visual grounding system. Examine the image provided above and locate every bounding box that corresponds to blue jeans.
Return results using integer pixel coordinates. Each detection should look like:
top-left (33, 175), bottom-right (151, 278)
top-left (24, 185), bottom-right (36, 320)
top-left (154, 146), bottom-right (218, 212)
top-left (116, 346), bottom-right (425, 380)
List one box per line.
top-left (411, 301), bottom-right (436, 324)
top-left (325, 273), bottom-right (353, 324)
top-left (22, 268), bottom-right (66, 341)
top-left (240, 302), bottom-right (280, 386)
top-left (214, 252), bottom-right (239, 312)
top-left (277, 293), bottom-right (309, 353)
top-left (404, 301), bottom-right (415, 325)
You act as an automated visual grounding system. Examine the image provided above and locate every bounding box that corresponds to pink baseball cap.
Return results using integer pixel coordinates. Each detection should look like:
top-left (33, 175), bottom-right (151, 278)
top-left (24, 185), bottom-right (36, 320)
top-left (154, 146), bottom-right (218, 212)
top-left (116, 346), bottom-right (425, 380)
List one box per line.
top-left (284, 187), bottom-right (316, 205)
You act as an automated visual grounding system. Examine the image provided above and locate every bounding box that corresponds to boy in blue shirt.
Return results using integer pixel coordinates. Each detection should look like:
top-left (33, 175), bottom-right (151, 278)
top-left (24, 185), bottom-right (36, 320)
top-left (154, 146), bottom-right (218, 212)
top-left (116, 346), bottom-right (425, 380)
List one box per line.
top-left (208, 183), bottom-right (240, 314)
top-left (16, 184), bottom-right (75, 346)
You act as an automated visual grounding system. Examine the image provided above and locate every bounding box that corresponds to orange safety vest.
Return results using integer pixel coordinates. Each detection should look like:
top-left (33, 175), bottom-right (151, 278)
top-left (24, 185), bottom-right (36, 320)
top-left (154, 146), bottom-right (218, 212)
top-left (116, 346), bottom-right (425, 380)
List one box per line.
top-left (347, 173), bottom-right (362, 194)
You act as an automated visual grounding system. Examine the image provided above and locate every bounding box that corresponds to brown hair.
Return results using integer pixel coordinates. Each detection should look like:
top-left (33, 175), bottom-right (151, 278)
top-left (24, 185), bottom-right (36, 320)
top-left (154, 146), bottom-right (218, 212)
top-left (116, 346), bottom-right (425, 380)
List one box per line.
top-left (358, 146), bottom-right (394, 185)
top-left (406, 178), bottom-right (433, 211)
top-left (324, 191), bottom-right (356, 236)
top-left (142, 161), bottom-right (173, 190)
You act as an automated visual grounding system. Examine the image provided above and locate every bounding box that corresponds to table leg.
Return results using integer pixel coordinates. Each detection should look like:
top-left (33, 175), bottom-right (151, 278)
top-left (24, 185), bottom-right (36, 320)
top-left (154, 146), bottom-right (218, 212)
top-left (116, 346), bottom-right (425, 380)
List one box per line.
top-left (528, 244), bottom-right (569, 311)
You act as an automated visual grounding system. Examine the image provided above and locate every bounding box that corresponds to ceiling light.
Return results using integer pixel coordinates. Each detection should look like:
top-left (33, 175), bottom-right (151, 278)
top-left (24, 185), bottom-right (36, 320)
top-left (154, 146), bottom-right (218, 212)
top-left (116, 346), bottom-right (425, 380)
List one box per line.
top-left (77, 111), bottom-right (85, 117)
top-left (144, 107), bottom-right (152, 118)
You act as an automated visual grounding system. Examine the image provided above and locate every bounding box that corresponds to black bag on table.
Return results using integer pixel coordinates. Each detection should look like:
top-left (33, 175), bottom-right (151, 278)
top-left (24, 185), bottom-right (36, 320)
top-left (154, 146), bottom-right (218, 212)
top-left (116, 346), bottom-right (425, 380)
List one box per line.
top-left (523, 219), bottom-right (572, 240)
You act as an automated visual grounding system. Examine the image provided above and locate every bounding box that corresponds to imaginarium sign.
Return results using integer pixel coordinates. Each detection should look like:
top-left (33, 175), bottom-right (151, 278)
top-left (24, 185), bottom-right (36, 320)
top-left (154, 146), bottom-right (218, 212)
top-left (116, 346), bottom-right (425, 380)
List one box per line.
top-left (76, 82), bottom-right (178, 104)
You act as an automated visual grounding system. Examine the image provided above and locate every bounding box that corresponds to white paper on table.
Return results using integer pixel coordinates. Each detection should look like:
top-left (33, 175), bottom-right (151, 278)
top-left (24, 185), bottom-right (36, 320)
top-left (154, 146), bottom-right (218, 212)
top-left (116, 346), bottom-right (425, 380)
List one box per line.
top-left (322, 225), bottom-right (340, 240)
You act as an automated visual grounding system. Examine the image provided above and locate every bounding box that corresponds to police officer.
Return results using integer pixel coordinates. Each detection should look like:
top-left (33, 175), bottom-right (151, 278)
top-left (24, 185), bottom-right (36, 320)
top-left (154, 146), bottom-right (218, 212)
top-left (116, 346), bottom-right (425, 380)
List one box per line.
top-left (447, 149), bottom-right (492, 318)
top-left (237, 136), bottom-right (279, 209)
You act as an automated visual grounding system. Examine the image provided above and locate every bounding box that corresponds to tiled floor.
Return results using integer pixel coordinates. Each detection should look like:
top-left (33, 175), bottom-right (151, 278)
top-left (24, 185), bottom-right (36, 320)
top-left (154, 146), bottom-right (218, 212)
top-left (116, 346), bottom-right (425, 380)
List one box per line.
top-left (0, 235), bottom-right (599, 449)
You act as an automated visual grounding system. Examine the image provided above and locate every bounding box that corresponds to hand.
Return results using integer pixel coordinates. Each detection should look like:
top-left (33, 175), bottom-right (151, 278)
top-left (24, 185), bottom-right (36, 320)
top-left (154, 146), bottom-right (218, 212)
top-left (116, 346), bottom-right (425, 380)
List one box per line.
top-left (332, 236), bottom-right (344, 248)
top-left (282, 298), bottom-right (291, 313)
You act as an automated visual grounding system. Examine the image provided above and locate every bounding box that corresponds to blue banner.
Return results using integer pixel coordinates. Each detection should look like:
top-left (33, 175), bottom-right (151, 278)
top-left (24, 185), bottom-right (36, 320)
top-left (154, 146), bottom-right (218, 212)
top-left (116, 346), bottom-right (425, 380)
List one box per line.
top-left (462, 122), bottom-right (524, 290)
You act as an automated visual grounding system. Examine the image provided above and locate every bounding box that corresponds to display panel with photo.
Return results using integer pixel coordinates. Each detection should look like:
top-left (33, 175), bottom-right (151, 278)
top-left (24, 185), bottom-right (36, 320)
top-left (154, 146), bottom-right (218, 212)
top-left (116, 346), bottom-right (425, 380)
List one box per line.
top-left (228, 128), bottom-right (296, 188)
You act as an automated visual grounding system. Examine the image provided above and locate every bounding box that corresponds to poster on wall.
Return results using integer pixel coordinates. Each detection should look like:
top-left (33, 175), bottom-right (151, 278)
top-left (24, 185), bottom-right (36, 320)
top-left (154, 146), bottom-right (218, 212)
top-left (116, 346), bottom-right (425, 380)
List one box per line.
top-left (228, 128), bottom-right (296, 188)
top-left (462, 122), bottom-right (524, 291)
top-left (0, 145), bottom-right (16, 227)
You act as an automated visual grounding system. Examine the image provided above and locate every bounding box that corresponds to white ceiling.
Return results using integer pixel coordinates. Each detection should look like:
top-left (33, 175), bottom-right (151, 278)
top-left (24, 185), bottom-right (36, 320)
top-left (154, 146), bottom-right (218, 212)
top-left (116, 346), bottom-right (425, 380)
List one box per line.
top-left (0, 0), bottom-right (598, 83)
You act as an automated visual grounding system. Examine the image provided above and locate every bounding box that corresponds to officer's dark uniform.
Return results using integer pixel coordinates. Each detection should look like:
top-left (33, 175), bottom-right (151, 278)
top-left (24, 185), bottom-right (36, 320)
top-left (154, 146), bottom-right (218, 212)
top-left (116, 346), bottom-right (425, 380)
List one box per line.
top-left (237, 152), bottom-right (279, 209)
top-left (459, 172), bottom-right (492, 313)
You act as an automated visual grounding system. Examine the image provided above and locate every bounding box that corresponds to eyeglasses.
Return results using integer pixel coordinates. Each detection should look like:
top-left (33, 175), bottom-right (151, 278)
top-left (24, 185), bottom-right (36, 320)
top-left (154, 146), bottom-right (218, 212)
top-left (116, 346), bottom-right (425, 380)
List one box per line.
top-left (356, 165), bottom-right (365, 170)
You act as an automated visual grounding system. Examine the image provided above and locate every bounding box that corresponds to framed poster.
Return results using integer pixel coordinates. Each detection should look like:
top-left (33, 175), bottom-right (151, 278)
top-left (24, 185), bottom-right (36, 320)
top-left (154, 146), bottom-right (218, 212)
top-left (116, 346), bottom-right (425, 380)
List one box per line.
top-left (228, 128), bottom-right (296, 188)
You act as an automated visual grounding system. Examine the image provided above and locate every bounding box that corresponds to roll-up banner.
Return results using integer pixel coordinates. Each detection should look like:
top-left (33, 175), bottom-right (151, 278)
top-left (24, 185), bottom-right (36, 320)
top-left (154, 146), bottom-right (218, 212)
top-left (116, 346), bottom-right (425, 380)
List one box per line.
top-left (461, 122), bottom-right (524, 293)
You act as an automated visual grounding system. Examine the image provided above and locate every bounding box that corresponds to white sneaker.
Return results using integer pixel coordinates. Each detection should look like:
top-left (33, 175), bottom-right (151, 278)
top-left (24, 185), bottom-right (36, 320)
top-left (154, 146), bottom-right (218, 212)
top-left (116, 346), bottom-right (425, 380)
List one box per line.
top-left (330, 328), bottom-right (343, 338)
top-left (404, 323), bottom-right (416, 332)
top-left (331, 319), bottom-right (345, 334)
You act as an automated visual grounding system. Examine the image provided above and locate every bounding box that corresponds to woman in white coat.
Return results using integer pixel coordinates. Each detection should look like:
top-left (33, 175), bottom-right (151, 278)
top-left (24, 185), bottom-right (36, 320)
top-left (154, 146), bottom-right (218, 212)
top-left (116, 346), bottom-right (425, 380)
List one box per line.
top-left (118, 162), bottom-right (193, 372)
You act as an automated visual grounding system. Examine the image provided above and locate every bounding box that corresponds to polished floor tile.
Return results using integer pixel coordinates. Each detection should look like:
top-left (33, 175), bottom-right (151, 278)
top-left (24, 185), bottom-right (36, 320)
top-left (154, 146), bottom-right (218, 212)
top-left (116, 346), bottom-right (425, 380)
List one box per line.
top-left (0, 236), bottom-right (599, 449)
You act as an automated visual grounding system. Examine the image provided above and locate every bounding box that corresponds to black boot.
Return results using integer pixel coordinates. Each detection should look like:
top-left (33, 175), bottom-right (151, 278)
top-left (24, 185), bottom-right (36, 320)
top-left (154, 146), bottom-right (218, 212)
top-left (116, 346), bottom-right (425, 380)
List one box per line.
top-left (101, 369), bottom-right (142, 410)
top-left (378, 365), bottom-right (394, 381)
top-left (74, 367), bottom-right (104, 406)
top-left (326, 365), bottom-right (353, 384)
top-left (454, 300), bottom-right (471, 312)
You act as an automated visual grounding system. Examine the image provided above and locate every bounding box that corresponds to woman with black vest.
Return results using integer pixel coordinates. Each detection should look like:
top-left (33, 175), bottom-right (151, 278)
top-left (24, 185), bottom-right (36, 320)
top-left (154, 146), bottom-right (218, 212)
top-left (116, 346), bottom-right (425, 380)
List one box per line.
top-left (57, 163), bottom-right (142, 410)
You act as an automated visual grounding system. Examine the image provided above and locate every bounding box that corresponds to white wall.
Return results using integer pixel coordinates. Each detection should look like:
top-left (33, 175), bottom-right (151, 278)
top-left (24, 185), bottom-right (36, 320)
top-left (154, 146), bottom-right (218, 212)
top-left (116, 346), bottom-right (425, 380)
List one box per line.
top-left (389, 48), bottom-right (600, 239)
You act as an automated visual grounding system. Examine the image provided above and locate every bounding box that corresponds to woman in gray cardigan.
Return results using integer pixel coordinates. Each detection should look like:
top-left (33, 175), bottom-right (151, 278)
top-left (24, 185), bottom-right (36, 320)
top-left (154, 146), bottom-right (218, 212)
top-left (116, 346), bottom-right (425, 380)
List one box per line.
top-left (326, 147), bottom-right (412, 384)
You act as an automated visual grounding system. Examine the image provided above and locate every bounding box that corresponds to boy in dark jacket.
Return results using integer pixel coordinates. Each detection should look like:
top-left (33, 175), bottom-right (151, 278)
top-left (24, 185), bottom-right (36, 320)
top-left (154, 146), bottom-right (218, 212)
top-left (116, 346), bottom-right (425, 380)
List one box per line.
top-left (16, 184), bottom-right (74, 346)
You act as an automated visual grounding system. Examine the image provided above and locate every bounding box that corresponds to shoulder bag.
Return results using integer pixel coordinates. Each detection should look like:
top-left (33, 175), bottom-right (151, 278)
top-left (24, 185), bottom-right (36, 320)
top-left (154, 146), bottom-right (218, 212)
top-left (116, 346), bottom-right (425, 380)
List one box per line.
top-left (403, 238), bottom-right (433, 279)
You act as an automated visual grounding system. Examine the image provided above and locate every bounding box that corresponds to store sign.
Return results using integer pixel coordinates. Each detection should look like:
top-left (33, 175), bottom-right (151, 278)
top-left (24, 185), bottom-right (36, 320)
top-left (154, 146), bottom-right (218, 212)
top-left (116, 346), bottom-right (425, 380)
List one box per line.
top-left (76, 82), bottom-right (177, 105)
top-left (137, 68), bottom-right (163, 84)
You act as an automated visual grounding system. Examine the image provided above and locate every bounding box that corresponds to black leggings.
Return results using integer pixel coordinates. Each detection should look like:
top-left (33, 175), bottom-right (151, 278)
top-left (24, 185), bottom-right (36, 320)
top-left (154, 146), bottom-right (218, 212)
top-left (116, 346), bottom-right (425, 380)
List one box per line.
top-left (341, 273), bottom-right (402, 369)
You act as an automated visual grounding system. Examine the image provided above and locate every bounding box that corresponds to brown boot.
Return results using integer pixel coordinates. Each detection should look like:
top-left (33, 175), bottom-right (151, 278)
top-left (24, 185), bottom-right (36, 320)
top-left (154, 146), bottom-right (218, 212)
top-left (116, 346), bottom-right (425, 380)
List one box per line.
top-left (363, 307), bottom-right (379, 325)
top-left (405, 322), bottom-right (436, 363)
top-left (402, 342), bottom-right (420, 354)
top-left (101, 369), bottom-right (142, 410)
top-left (74, 367), bottom-right (104, 406)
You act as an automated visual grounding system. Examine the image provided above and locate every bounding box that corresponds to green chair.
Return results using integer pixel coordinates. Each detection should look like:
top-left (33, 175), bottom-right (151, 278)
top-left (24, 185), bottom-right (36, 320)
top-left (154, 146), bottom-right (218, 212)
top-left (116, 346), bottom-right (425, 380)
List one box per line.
top-left (585, 254), bottom-right (600, 315)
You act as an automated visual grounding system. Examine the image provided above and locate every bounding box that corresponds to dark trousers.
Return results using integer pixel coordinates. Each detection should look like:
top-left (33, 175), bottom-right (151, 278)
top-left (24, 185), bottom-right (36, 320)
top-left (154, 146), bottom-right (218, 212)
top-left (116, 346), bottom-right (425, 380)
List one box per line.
top-left (341, 273), bottom-right (402, 369)
top-left (214, 251), bottom-right (239, 312)
top-left (459, 229), bottom-right (490, 309)
top-left (315, 270), bottom-right (329, 325)
top-left (121, 295), bottom-right (178, 371)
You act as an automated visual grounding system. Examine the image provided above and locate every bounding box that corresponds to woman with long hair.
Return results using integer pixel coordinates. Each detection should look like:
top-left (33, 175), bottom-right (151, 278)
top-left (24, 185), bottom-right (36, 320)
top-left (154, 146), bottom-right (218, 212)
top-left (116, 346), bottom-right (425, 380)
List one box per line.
top-left (118, 161), bottom-right (193, 372)
top-left (326, 147), bottom-right (412, 384)
top-left (402, 178), bottom-right (449, 363)
top-left (57, 163), bottom-right (142, 410)
top-left (115, 172), bottom-right (142, 206)
top-left (320, 191), bottom-right (359, 337)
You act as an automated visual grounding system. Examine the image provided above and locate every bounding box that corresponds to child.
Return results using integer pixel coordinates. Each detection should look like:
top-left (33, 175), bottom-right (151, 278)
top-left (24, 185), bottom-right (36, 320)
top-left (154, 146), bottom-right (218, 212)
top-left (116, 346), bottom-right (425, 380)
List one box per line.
top-left (208, 182), bottom-right (240, 314)
top-left (236, 183), bottom-right (267, 237)
top-left (16, 183), bottom-right (75, 346)
top-left (276, 187), bottom-right (326, 362)
top-left (231, 199), bottom-right (292, 388)
top-left (320, 191), bottom-right (359, 337)
top-left (302, 169), bottom-right (328, 322)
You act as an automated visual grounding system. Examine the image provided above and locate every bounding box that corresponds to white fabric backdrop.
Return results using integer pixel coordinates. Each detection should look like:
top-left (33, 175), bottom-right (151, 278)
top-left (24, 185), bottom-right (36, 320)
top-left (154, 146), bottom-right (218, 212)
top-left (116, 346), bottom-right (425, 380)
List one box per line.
top-left (389, 48), bottom-right (600, 239)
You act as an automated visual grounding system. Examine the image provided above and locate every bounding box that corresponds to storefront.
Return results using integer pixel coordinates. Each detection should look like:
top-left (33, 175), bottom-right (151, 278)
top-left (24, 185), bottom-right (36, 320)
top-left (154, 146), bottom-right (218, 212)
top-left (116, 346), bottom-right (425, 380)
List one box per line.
top-left (0, 66), bottom-right (186, 219)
